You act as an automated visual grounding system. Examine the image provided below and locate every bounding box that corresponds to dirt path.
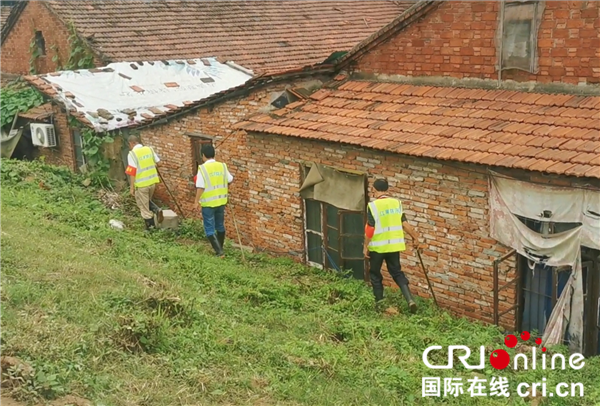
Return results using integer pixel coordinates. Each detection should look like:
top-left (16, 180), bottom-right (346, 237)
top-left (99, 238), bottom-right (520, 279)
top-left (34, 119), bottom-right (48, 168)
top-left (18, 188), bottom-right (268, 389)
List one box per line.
top-left (1, 396), bottom-right (27, 406)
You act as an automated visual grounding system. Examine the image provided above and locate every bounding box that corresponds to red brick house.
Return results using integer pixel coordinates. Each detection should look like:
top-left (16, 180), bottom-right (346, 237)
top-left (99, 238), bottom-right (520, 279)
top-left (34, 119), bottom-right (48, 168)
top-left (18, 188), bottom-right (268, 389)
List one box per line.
top-left (1, 0), bottom-right (408, 76)
top-left (231, 0), bottom-right (600, 356)
top-left (6, 0), bottom-right (410, 173)
top-left (16, 0), bottom-right (600, 355)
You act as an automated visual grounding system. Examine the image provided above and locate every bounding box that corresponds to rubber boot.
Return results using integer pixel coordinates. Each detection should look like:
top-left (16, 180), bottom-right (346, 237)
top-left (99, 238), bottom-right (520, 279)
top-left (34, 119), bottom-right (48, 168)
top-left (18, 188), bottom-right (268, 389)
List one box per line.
top-left (400, 284), bottom-right (417, 314)
top-left (373, 286), bottom-right (384, 302)
top-left (149, 202), bottom-right (164, 224)
top-left (217, 231), bottom-right (225, 251)
top-left (207, 234), bottom-right (224, 257)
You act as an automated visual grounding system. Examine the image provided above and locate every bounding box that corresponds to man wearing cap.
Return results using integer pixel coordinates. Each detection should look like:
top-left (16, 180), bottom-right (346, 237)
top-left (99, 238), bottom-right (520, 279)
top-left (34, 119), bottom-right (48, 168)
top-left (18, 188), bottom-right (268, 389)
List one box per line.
top-left (125, 134), bottom-right (163, 231)
top-left (195, 144), bottom-right (233, 257)
top-left (364, 178), bottom-right (423, 313)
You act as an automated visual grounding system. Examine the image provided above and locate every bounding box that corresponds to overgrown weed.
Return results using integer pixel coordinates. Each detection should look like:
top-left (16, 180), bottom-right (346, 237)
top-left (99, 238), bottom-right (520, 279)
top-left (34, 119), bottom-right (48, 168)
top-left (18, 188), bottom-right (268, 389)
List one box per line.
top-left (2, 159), bottom-right (600, 406)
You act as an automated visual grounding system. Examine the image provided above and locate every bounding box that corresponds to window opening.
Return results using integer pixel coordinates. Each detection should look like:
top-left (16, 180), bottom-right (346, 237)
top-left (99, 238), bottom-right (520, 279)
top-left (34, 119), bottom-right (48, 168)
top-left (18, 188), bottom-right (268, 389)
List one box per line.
top-left (188, 133), bottom-right (213, 174)
top-left (35, 31), bottom-right (46, 56)
top-left (270, 90), bottom-right (300, 109)
top-left (303, 198), bottom-right (366, 279)
top-left (499, 1), bottom-right (542, 73)
top-left (301, 163), bottom-right (367, 280)
top-left (72, 128), bottom-right (86, 171)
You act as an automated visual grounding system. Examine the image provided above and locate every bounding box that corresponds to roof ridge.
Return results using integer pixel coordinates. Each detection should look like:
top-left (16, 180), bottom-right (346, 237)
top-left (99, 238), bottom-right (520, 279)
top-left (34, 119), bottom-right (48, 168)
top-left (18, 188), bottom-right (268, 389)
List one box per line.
top-left (0, 0), bottom-right (26, 45)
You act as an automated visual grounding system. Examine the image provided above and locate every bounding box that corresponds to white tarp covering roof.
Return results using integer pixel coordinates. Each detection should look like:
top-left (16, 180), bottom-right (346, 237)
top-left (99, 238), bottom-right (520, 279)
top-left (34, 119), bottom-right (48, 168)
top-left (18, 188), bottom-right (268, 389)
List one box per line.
top-left (26, 58), bottom-right (253, 132)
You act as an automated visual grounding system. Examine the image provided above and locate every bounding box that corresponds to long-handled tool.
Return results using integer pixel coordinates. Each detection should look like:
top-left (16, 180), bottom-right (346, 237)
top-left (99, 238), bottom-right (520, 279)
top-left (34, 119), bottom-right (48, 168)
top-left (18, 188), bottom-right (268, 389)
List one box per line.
top-left (156, 167), bottom-right (186, 220)
top-left (416, 248), bottom-right (438, 307)
top-left (229, 204), bottom-right (246, 263)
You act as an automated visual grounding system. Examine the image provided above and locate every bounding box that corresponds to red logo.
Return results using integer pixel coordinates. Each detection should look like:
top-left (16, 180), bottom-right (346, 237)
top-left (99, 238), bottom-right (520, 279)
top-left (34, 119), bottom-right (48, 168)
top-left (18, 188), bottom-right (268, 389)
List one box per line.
top-left (490, 331), bottom-right (546, 370)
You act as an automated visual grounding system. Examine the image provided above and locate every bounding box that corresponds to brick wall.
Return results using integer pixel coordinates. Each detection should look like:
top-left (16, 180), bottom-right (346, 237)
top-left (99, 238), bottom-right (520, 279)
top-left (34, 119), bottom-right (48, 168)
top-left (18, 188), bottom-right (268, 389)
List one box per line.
top-left (234, 132), bottom-right (597, 327)
top-left (139, 77), bottom-right (328, 245)
top-left (355, 1), bottom-right (600, 85)
top-left (38, 104), bottom-right (75, 169)
top-left (243, 132), bottom-right (515, 325)
top-left (1, 2), bottom-right (72, 75)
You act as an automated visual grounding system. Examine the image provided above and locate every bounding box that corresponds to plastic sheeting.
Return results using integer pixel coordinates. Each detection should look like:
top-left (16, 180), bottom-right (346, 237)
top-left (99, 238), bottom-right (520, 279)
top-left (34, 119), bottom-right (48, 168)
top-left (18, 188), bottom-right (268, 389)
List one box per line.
top-left (38, 58), bottom-right (253, 132)
top-left (0, 128), bottom-right (23, 159)
top-left (491, 175), bottom-right (600, 251)
top-left (489, 172), bottom-right (597, 352)
top-left (299, 163), bottom-right (366, 212)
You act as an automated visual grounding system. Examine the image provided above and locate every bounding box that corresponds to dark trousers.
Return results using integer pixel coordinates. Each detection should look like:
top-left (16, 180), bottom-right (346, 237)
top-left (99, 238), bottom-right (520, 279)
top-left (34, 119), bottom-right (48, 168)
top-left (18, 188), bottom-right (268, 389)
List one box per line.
top-left (369, 251), bottom-right (409, 301)
top-left (201, 205), bottom-right (225, 237)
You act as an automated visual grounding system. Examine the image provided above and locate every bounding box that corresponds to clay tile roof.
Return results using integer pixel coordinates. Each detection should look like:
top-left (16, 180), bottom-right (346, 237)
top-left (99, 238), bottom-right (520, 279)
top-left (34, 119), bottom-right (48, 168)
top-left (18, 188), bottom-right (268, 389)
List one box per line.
top-left (45, 0), bottom-right (413, 74)
top-left (18, 103), bottom-right (53, 120)
top-left (235, 80), bottom-right (600, 179)
top-left (1, 6), bottom-right (12, 27)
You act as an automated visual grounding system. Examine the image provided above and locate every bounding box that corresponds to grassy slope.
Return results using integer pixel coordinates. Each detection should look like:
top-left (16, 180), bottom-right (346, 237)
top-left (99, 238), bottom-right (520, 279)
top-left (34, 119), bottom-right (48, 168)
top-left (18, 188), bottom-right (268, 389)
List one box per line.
top-left (1, 159), bottom-right (599, 406)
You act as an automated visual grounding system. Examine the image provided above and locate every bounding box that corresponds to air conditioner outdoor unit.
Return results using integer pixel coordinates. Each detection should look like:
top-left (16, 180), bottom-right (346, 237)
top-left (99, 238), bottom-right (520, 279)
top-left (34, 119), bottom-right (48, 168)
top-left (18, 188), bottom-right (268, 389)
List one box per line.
top-left (31, 123), bottom-right (57, 147)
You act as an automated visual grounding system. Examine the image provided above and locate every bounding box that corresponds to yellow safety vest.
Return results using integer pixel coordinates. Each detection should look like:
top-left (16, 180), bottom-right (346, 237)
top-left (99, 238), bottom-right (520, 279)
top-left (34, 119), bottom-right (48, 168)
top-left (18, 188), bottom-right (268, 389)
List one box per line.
top-left (199, 161), bottom-right (228, 207)
top-left (130, 146), bottom-right (159, 188)
top-left (368, 198), bottom-right (406, 253)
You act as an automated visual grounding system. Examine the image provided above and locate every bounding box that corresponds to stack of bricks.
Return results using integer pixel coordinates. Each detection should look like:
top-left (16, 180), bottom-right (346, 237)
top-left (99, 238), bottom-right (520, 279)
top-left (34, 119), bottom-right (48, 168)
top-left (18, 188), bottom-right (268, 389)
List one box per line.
top-left (355, 1), bottom-right (600, 85)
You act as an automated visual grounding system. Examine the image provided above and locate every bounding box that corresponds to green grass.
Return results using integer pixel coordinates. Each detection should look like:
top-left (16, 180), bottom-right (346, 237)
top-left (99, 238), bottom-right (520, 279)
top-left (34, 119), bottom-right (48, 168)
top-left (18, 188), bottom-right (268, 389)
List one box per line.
top-left (1, 159), bottom-right (600, 406)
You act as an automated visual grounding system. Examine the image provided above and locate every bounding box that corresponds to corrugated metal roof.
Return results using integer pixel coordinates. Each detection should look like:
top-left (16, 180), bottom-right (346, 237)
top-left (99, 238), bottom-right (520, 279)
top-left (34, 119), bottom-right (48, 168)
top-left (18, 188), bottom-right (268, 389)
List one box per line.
top-left (25, 58), bottom-right (253, 132)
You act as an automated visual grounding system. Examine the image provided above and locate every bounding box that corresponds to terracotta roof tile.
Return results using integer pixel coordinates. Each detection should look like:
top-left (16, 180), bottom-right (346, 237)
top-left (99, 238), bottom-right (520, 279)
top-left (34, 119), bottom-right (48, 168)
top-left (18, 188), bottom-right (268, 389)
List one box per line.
top-left (236, 81), bottom-right (600, 178)
top-left (527, 159), bottom-right (559, 173)
top-left (585, 167), bottom-right (600, 178)
top-left (564, 164), bottom-right (595, 177)
top-left (564, 96), bottom-right (588, 108)
top-left (1, 6), bottom-right (12, 27)
top-left (18, 103), bottom-right (54, 120)
top-left (578, 97), bottom-right (600, 109)
top-left (45, 1), bottom-right (410, 74)
top-left (546, 162), bottom-right (577, 175)
top-left (512, 157), bottom-right (541, 170)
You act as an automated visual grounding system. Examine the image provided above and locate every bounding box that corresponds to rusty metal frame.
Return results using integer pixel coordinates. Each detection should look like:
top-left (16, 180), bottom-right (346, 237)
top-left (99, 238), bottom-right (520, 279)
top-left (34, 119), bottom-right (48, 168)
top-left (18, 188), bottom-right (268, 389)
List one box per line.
top-left (323, 203), bottom-right (339, 270)
top-left (303, 198), bottom-right (324, 270)
top-left (339, 210), bottom-right (366, 279)
top-left (581, 259), bottom-right (599, 356)
top-left (493, 249), bottom-right (518, 327)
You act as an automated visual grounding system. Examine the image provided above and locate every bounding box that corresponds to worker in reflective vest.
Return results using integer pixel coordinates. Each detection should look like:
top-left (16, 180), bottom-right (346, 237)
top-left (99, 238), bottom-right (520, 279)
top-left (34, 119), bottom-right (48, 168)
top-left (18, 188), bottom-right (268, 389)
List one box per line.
top-left (364, 178), bottom-right (423, 313)
top-left (125, 134), bottom-right (162, 231)
top-left (195, 144), bottom-right (233, 257)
